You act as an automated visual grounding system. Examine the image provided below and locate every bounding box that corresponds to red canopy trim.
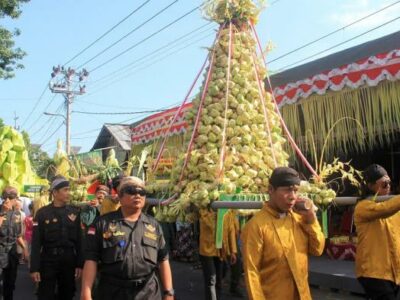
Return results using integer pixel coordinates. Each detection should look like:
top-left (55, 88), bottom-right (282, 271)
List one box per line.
top-left (273, 49), bottom-right (400, 107)
top-left (131, 102), bottom-right (193, 144)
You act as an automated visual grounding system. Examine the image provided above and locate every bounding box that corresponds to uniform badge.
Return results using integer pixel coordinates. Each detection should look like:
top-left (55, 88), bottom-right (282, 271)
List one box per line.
top-left (144, 231), bottom-right (157, 241)
top-left (145, 224), bottom-right (156, 232)
top-left (108, 223), bottom-right (117, 233)
top-left (52, 218), bottom-right (58, 223)
top-left (113, 231), bottom-right (125, 237)
top-left (103, 231), bottom-right (112, 239)
top-left (45, 220), bottom-right (50, 224)
top-left (68, 213), bottom-right (77, 222)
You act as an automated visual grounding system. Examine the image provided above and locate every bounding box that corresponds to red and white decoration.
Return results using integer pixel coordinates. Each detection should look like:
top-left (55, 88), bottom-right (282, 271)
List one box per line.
top-left (131, 103), bottom-right (192, 145)
top-left (273, 49), bottom-right (400, 107)
top-left (131, 49), bottom-right (400, 144)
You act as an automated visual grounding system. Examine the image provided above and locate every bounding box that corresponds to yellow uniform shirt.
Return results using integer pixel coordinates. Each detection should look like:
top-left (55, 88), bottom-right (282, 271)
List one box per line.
top-left (354, 196), bottom-right (400, 284)
top-left (199, 209), bottom-right (220, 257)
top-left (241, 204), bottom-right (325, 300)
top-left (221, 210), bottom-right (239, 260)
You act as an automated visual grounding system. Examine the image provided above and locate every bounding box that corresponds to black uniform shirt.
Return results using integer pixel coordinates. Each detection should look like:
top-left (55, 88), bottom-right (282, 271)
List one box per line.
top-left (0, 210), bottom-right (22, 250)
top-left (85, 208), bottom-right (168, 280)
top-left (0, 210), bottom-right (22, 268)
top-left (30, 203), bottom-right (83, 272)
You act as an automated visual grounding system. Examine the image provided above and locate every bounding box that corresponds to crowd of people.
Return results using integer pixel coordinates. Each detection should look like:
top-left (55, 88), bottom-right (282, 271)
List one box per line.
top-left (0, 164), bottom-right (399, 300)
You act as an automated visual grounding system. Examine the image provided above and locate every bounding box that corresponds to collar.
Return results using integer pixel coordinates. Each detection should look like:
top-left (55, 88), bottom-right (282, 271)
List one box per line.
top-left (116, 208), bottom-right (151, 224)
top-left (263, 203), bottom-right (289, 219)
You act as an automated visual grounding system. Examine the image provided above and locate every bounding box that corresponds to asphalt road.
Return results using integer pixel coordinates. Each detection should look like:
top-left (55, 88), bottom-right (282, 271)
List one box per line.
top-left (13, 261), bottom-right (364, 300)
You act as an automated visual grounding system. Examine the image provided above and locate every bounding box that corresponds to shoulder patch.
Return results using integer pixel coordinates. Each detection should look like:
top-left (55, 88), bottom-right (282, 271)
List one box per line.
top-left (145, 224), bottom-right (156, 232)
top-left (68, 213), bottom-right (77, 222)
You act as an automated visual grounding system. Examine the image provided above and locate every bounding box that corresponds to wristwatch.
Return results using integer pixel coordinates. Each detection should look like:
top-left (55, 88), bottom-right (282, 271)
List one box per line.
top-left (163, 289), bottom-right (175, 296)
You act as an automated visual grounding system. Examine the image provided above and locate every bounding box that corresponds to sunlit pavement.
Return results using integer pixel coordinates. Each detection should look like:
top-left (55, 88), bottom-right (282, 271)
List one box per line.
top-left (14, 261), bottom-right (364, 299)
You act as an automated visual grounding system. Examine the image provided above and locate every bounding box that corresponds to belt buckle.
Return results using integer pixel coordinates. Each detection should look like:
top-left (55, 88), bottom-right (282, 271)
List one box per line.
top-left (133, 280), bottom-right (144, 287)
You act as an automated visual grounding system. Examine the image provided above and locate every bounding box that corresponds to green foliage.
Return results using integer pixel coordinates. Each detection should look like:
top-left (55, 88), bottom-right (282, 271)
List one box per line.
top-left (0, 0), bottom-right (29, 79)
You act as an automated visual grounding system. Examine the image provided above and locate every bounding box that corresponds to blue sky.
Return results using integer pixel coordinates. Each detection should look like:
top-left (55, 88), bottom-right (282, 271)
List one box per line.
top-left (0, 0), bottom-right (399, 156)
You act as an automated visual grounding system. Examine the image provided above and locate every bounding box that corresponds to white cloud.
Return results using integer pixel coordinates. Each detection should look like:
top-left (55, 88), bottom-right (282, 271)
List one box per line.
top-left (330, 0), bottom-right (400, 29)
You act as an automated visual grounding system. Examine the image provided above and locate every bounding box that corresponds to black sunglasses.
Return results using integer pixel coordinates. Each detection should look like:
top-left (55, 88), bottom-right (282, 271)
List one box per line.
top-left (2, 193), bottom-right (17, 200)
top-left (121, 186), bottom-right (147, 196)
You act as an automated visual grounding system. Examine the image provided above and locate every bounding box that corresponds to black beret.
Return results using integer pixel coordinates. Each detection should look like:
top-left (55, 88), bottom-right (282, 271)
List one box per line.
top-left (269, 167), bottom-right (301, 187)
top-left (363, 164), bottom-right (388, 183)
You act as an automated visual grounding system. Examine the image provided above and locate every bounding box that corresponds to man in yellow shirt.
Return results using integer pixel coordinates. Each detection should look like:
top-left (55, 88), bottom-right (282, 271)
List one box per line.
top-left (199, 208), bottom-right (222, 300)
top-left (241, 167), bottom-right (325, 300)
top-left (354, 164), bottom-right (400, 300)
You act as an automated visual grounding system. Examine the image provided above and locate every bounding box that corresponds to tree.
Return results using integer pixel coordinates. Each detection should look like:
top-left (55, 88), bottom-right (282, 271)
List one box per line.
top-left (0, 0), bottom-right (29, 79)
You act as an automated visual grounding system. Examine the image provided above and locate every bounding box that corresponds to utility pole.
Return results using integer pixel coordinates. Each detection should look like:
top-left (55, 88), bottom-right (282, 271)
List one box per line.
top-left (49, 66), bottom-right (88, 155)
top-left (13, 111), bottom-right (19, 130)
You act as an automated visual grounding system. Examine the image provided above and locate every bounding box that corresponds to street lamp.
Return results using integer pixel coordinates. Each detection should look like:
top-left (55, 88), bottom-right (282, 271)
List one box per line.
top-left (44, 112), bottom-right (66, 121)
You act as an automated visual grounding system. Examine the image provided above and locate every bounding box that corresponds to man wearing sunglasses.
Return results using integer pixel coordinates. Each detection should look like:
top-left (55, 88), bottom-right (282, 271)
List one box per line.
top-left (0, 186), bottom-right (28, 300)
top-left (82, 176), bottom-right (174, 300)
top-left (355, 164), bottom-right (400, 299)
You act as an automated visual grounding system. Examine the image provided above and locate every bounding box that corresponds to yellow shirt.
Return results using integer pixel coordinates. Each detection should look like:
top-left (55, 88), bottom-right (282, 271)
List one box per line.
top-left (354, 196), bottom-right (400, 284)
top-left (199, 209), bottom-right (220, 257)
top-left (241, 204), bottom-right (325, 300)
top-left (100, 198), bottom-right (120, 216)
top-left (221, 210), bottom-right (239, 259)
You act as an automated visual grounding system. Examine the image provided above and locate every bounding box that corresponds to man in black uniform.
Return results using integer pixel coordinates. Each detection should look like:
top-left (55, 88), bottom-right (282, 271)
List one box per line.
top-left (30, 176), bottom-right (83, 300)
top-left (0, 186), bottom-right (28, 300)
top-left (81, 176), bottom-right (174, 300)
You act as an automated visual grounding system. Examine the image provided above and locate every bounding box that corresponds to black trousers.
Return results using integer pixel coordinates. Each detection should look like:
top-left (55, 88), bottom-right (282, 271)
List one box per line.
top-left (199, 255), bottom-right (223, 300)
top-left (96, 274), bottom-right (161, 300)
top-left (358, 277), bottom-right (400, 300)
top-left (1, 251), bottom-right (19, 300)
top-left (38, 251), bottom-right (76, 300)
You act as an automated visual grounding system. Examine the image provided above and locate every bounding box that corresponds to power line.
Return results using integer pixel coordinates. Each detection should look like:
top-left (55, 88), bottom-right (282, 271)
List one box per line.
top-left (32, 103), bottom-right (64, 141)
top-left (89, 4), bottom-right (201, 73)
top-left (88, 22), bottom-right (214, 86)
top-left (76, 99), bottom-right (160, 110)
top-left (71, 99), bottom-right (184, 138)
top-left (39, 121), bottom-right (64, 146)
top-left (29, 95), bottom-right (59, 137)
top-left (76, 0), bottom-right (178, 69)
top-left (20, 83), bottom-right (49, 129)
top-left (278, 16), bottom-right (400, 72)
top-left (268, 0), bottom-right (400, 64)
top-left (83, 31), bottom-right (213, 98)
top-left (72, 109), bottom-right (166, 115)
top-left (63, 0), bottom-right (151, 66)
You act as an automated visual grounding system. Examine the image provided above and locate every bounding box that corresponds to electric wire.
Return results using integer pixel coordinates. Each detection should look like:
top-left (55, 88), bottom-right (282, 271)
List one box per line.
top-left (89, 5), bottom-right (201, 73)
top-left (268, 0), bottom-right (400, 64)
top-left (87, 22), bottom-right (214, 86)
top-left (76, 0), bottom-right (179, 69)
top-left (277, 16), bottom-right (400, 72)
top-left (63, 0), bottom-right (152, 66)
top-left (82, 31), bottom-right (213, 99)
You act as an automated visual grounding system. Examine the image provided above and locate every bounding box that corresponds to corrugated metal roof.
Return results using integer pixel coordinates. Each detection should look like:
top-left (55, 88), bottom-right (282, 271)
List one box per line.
top-left (105, 124), bottom-right (131, 151)
top-left (91, 123), bottom-right (131, 151)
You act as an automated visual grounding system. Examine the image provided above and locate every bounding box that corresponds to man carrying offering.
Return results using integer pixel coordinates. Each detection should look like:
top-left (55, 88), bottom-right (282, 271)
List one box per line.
top-left (241, 167), bottom-right (325, 300)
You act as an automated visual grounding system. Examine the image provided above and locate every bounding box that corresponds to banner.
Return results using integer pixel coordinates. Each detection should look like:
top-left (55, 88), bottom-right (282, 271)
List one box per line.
top-left (74, 150), bottom-right (103, 167)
